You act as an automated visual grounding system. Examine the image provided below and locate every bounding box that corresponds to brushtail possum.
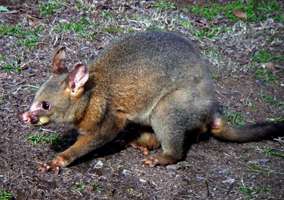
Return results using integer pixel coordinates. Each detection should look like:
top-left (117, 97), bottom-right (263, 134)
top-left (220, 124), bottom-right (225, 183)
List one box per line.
top-left (22, 32), bottom-right (284, 172)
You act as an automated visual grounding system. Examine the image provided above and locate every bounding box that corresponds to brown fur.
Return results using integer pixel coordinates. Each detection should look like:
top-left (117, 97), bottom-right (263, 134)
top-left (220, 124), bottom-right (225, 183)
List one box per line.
top-left (22, 32), bottom-right (284, 172)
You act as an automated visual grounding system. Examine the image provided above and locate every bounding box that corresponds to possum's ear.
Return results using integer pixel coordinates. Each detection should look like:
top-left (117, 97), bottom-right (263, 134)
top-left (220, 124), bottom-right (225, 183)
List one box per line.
top-left (68, 63), bottom-right (89, 95)
top-left (52, 46), bottom-right (67, 74)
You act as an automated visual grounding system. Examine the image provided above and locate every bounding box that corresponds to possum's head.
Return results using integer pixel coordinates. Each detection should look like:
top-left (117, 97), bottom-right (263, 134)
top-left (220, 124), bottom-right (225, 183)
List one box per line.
top-left (22, 47), bottom-right (89, 125)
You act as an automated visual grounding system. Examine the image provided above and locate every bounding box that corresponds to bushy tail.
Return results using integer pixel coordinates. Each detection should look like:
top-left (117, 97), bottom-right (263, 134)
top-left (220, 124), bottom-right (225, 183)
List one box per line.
top-left (211, 118), bottom-right (284, 142)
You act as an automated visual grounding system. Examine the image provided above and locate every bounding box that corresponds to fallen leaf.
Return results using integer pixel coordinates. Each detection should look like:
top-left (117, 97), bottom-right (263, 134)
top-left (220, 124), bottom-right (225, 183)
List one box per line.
top-left (26, 14), bottom-right (41, 27)
top-left (0, 72), bottom-right (9, 79)
top-left (265, 62), bottom-right (276, 71)
top-left (233, 10), bottom-right (247, 20)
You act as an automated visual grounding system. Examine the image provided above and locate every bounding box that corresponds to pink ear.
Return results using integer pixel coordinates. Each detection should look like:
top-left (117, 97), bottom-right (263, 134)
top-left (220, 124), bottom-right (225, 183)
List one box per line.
top-left (52, 46), bottom-right (67, 74)
top-left (68, 63), bottom-right (89, 92)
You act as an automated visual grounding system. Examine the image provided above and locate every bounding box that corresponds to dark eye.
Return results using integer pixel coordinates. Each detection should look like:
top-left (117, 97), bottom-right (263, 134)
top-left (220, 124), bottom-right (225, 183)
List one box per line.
top-left (41, 101), bottom-right (50, 110)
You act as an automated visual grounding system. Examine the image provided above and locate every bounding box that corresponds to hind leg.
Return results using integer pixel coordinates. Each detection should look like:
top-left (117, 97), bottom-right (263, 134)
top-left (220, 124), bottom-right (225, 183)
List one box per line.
top-left (144, 89), bottom-right (210, 167)
top-left (130, 132), bottom-right (160, 155)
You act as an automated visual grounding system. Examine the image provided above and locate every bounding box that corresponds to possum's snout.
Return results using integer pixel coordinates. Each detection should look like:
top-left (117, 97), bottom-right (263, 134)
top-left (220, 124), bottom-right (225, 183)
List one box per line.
top-left (22, 111), bottom-right (50, 125)
top-left (22, 111), bottom-right (39, 124)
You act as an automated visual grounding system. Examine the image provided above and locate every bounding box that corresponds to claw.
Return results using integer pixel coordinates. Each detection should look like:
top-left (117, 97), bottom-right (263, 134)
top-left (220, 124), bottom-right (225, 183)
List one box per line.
top-left (143, 153), bottom-right (178, 167)
top-left (143, 156), bottom-right (159, 167)
top-left (38, 161), bottom-right (61, 174)
top-left (131, 142), bottom-right (150, 156)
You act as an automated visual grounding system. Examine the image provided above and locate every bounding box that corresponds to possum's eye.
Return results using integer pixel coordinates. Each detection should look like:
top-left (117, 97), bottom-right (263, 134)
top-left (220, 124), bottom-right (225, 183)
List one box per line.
top-left (41, 101), bottom-right (51, 110)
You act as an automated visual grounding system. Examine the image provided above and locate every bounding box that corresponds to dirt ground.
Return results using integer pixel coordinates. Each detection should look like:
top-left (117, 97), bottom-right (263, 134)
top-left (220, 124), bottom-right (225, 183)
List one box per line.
top-left (0, 0), bottom-right (283, 199)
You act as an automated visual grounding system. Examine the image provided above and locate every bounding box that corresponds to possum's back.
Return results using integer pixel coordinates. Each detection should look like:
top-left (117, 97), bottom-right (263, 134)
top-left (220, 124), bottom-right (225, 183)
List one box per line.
top-left (94, 32), bottom-right (212, 85)
top-left (91, 32), bottom-right (215, 121)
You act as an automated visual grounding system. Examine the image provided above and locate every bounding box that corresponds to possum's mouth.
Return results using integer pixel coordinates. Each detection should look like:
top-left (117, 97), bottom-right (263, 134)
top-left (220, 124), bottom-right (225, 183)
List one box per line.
top-left (22, 111), bottom-right (50, 125)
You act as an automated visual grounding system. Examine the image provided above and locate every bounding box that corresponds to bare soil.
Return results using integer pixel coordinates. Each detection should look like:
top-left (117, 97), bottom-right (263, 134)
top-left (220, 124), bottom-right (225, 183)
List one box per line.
top-left (0, 1), bottom-right (283, 199)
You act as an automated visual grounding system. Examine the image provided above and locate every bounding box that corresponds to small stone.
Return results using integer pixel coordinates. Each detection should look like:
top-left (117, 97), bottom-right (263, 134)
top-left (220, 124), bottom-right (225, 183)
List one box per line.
top-left (196, 175), bottom-right (205, 181)
top-left (139, 178), bottom-right (147, 183)
top-left (94, 160), bottom-right (104, 169)
top-left (122, 169), bottom-right (131, 176)
top-left (166, 164), bottom-right (178, 170)
top-left (248, 159), bottom-right (270, 166)
top-left (222, 178), bottom-right (235, 184)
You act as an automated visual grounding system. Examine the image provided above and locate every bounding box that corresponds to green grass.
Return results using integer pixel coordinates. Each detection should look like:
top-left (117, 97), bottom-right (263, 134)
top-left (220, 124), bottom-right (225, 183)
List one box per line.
top-left (146, 24), bottom-right (165, 32)
top-left (0, 24), bottom-right (43, 49)
top-left (100, 10), bottom-right (113, 20)
top-left (224, 110), bottom-right (246, 126)
top-left (263, 148), bottom-right (284, 158)
top-left (39, 0), bottom-right (63, 16)
top-left (254, 68), bottom-right (277, 84)
top-left (103, 25), bottom-right (124, 34)
top-left (180, 18), bottom-right (229, 39)
top-left (92, 183), bottom-right (103, 193)
top-left (153, 0), bottom-right (176, 11)
top-left (260, 93), bottom-right (284, 108)
top-left (239, 185), bottom-right (271, 200)
top-left (72, 182), bottom-right (86, 193)
top-left (266, 116), bottom-right (284, 122)
top-left (188, 0), bottom-right (283, 22)
top-left (252, 50), bottom-right (284, 63)
top-left (252, 50), bottom-right (273, 63)
top-left (74, 0), bottom-right (94, 13)
top-left (247, 163), bottom-right (272, 175)
top-left (54, 17), bottom-right (97, 39)
top-left (0, 190), bottom-right (13, 200)
top-left (0, 62), bottom-right (21, 73)
top-left (27, 133), bottom-right (60, 145)
top-left (195, 26), bottom-right (228, 39)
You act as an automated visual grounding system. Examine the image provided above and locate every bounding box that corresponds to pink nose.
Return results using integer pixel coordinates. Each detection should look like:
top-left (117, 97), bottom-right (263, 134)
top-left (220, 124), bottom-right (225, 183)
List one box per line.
top-left (22, 112), bottom-right (38, 124)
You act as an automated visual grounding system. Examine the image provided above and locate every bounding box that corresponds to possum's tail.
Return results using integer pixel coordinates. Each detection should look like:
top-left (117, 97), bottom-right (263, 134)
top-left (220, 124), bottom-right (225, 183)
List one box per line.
top-left (210, 116), bottom-right (284, 142)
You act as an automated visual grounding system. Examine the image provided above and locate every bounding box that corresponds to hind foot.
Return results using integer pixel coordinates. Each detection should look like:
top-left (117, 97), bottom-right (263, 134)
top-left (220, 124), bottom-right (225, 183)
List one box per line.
top-left (130, 132), bottom-right (160, 155)
top-left (143, 153), bottom-right (178, 167)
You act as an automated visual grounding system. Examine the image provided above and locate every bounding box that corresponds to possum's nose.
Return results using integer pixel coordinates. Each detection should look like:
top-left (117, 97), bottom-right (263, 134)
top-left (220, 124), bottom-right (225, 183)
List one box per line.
top-left (22, 112), bottom-right (38, 124)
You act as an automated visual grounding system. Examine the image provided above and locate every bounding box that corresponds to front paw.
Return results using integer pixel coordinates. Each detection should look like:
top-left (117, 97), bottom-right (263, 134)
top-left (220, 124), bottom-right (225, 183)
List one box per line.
top-left (38, 155), bottom-right (68, 174)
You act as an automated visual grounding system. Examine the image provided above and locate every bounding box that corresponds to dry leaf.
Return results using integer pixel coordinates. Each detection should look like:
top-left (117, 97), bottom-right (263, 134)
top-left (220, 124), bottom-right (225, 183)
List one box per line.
top-left (26, 14), bottom-right (41, 27)
top-left (233, 10), bottom-right (247, 20)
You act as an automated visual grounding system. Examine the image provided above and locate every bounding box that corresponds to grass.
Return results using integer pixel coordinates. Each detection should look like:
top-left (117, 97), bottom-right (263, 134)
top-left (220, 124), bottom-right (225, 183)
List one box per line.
top-left (153, 0), bottom-right (176, 11)
top-left (252, 50), bottom-right (284, 63)
top-left (54, 17), bottom-right (97, 39)
top-left (74, 0), bottom-right (95, 13)
top-left (39, 0), bottom-right (63, 16)
top-left (72, 182), bottom-right (86, 193)
top-left (0, 24), bottom-right (43, 49)
top-left (179, 18), bottom-right (229, 39)
top-left (252, 50), bottom-right (273, 63)
top-left (187, 0), bottom-right (283, 22)
top-left (263, 148), bottom-right (284, 158)
top-left (0, 62), bottom-right (21, 73)
top-left (247, 163), bottom-right (275, 176)
top-left (27, 132), bottom-right (60, 145)
top-left (101, 10), bottom-right (114, 20)
top-left (0, 190), bottom-right (13, 200)
top-left (224, 110), bottom-right (246, 126)
top-left (92, 183), bottom-right (103, 193)
top-left (239, 184), bottom-right (271, 200)
top-left (260, 93), bottom-right (284, 108)
top-left (194, 26), bottom-right (227, 39)
top-left (266, 116), bottom-right (284, 122)
top-left (254, 68), bottom-right (277, 84)
top-left (103, 25), bottom-right (124, 34)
